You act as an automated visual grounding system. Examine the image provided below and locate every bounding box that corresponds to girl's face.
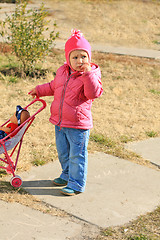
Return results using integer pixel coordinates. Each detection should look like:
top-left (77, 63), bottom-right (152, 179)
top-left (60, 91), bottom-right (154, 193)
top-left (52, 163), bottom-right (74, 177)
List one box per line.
top-left (69, 50), bottom-right (89, 71)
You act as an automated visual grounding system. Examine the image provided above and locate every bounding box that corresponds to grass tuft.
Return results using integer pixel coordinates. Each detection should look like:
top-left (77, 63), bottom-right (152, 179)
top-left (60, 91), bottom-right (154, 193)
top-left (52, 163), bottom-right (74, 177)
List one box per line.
top-left (90, 133), bottom-right (116, 148)
top-left (149, 89), bottom-right (160, 95)
top-left (145, 131), bottom-right (158, 138)
top-left (128, 234), bottom-right (149, 240)
top-left (32, 159), bottom-right (46, 166)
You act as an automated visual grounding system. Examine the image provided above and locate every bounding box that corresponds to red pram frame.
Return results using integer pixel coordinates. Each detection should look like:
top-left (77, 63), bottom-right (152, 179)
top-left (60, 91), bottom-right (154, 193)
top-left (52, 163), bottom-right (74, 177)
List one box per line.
top-left (0, 97), bottom-right (46, 187)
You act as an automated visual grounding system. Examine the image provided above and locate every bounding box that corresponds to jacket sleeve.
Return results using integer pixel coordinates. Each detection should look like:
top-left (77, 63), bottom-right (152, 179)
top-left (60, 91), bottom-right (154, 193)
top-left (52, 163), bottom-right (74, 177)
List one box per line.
top-left (36, 79), bottom-right (55, 97)
top-left (82, 67), bottom-right (103, 100)
top-left (35, 65), bottom-right (65, 97)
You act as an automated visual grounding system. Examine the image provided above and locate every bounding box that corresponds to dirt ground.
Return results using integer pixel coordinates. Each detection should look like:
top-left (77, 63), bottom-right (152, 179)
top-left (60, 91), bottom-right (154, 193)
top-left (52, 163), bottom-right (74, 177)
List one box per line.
top-left (0, 0), bottom-right (160, 239)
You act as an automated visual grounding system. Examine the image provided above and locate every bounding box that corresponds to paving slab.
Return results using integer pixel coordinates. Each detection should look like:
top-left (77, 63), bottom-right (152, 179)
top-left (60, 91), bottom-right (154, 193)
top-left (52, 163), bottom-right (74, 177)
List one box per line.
top-left (126, 137), bottom-right (160, 167)
top-left (19, 152), bottom-right (160, 228)
top-left (91, 44), bottom-right (160, 59)
top-left (0, 199), bottom-right (99, 240)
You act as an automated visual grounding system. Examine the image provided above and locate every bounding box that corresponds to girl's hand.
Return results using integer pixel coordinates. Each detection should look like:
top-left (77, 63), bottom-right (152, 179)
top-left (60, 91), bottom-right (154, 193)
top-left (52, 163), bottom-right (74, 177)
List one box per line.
top-left (80, 63), bottom-right (92, 73)
top-left (28, 88), bottom-right (37, 98)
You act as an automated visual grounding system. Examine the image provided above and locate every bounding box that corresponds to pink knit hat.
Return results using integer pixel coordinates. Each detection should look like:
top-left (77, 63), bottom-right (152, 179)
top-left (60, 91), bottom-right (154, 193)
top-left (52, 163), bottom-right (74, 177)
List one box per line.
top-left (65, 29), bottom-right (91, 70)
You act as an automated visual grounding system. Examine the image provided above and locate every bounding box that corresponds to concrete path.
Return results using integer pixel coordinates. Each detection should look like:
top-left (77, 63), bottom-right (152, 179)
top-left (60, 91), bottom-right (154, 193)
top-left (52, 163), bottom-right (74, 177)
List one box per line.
top-left (1, 147), bottom-right (160, 239)
top-left (19, 152), bottom-right (160, 229)
top-left (0, 150), bottom-right (160, 240)
top-left (54, 40), bottom-right (160, 60)
top-left (91, 44), bottom-right (160, 59)
top-left (126, 137), bottom-right (160, 168)
top-left (0, 200), bottom-right (97, 240)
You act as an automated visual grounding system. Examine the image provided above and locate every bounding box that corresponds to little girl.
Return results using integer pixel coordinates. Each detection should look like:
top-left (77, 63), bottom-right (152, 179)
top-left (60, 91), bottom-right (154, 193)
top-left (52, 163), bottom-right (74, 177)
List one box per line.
top-left (29, 30), bottom-right (103, 196)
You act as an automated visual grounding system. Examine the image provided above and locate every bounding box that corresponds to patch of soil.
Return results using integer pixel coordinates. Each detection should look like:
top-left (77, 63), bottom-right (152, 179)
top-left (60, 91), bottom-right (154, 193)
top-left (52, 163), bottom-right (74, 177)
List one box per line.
top-left (0, 43), bottom-right (12, 54)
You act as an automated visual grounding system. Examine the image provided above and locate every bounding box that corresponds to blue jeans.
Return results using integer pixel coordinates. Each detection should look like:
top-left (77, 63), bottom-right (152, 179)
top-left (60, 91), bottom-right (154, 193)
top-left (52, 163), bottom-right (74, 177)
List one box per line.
top-left (55, 126), bottom-right (90, 192)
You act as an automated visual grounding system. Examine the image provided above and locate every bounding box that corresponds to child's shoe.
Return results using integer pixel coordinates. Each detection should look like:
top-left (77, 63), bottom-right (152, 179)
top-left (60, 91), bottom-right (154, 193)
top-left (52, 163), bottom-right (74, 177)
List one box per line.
top-left (53, 177), bottom-right (67, 186)
top-left (60, 187), bottom-right (80, 196)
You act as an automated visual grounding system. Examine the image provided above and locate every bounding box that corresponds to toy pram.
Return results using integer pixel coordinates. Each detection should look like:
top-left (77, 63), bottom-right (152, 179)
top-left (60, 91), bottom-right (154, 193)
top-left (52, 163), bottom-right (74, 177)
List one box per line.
top-left (0, 97), bottom-right (46, 188)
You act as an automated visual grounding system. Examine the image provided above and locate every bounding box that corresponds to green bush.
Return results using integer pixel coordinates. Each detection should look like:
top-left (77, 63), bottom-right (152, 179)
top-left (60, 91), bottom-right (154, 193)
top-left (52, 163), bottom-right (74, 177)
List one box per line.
top-left (0, 0), bottom-right (59, 76)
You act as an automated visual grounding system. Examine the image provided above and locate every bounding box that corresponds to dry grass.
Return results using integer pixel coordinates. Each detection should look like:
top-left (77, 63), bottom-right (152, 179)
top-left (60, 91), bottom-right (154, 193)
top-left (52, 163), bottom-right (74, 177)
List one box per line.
top-left (0, 49), bottom-right (160, 173)
top-left (91, 52), bottom-right (160, 142)
top-left (42, 0), bottom-right (160, 50)
top-left (89, 52), bottom-right (160, 168)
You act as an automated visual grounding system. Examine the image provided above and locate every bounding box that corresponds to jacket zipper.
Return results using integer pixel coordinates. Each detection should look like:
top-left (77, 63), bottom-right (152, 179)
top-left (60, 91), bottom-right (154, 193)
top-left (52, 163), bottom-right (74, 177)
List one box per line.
top-left (58, 74), bottom-right (73, 128)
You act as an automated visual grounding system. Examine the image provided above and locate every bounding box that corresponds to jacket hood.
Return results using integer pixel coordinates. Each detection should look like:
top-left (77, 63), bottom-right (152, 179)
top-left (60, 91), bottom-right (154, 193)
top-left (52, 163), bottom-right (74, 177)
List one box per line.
top-left (65, 30), bottom-right (91, 71)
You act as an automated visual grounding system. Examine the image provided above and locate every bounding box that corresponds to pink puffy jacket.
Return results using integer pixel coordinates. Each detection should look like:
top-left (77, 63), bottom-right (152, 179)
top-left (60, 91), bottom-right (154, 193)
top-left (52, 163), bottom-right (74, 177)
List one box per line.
top-left (36, 63), bottom-right (103, 129)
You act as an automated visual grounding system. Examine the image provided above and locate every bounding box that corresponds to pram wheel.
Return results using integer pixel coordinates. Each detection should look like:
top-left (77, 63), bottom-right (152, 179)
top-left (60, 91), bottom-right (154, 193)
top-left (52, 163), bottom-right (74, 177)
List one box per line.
top-left (10, 175), bottom-right (22, 188)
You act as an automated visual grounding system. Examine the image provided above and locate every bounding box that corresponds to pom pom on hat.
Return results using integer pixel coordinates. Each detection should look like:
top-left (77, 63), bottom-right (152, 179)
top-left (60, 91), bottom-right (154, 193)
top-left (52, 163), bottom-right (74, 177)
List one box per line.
top-left (65, 29), bottom-right (91, 70)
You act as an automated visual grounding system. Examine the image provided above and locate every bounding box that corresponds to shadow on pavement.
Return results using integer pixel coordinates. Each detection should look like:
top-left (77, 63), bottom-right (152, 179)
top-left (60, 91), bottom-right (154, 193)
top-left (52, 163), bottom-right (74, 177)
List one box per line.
top-left (22, 180), bottom-right (64, 197)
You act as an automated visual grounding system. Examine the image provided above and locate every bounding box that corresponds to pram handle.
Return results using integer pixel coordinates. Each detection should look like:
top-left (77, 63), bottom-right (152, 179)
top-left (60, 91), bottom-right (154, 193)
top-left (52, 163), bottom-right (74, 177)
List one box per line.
top-left (1, 97), bottom-right (46, 127)
top-left (25, 97), bottom-right (46, 114)
top-left (0, 97), bottom-right (46, 141)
